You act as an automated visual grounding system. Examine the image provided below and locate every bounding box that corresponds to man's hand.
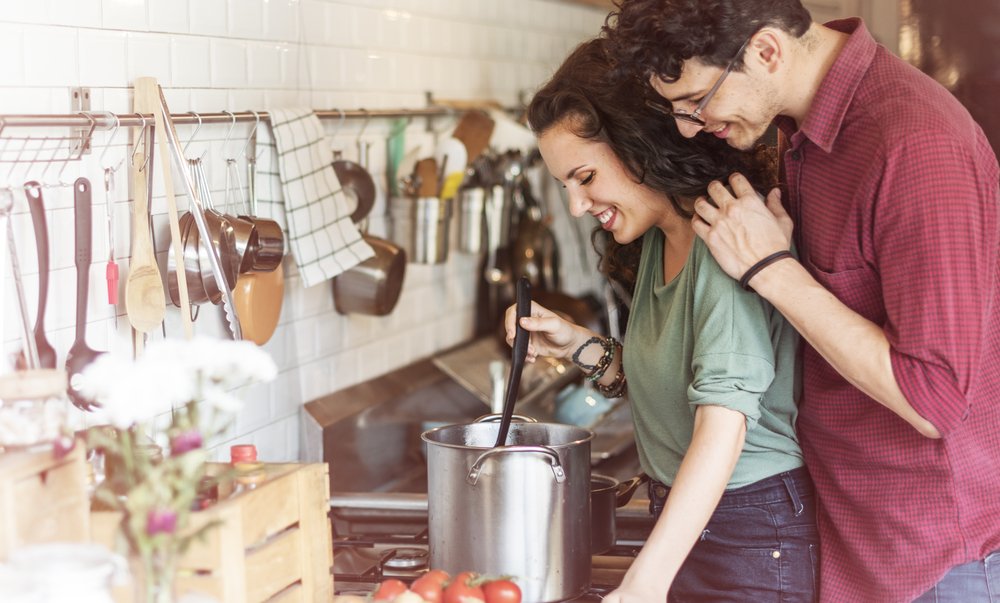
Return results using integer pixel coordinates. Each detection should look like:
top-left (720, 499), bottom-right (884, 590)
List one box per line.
top-left (691, 173), bottom-right (793, 280)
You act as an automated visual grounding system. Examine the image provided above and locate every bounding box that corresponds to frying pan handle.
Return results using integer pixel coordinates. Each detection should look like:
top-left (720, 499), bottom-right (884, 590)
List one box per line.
top-left (493, 275), bottom-right (531, 447)
top-left (615, 473), bottom-right (650, 507)
top-left (467, 445), bottom-right (566, 485)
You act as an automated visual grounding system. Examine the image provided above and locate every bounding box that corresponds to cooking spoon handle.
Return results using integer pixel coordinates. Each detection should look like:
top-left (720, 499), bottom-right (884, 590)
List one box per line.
top-left (494, 275), bottom-right (531, 447)
top-left (24, 183), bottom-right (48, 335)
top-left (73, 177), bottom-right (93, 342)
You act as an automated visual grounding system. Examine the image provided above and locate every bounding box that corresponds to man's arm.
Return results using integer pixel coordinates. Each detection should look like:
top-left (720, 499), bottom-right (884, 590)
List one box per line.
top-left (691, 174), bottom-right (941, 438)
top-left (748, 255), bottom-right (940, 438)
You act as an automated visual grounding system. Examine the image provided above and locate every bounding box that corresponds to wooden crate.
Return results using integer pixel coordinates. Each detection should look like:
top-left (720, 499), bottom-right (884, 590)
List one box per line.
top-left (0, 443), bottom-right (90, 561)
top-left (91, 462), bottom-right (333, 603)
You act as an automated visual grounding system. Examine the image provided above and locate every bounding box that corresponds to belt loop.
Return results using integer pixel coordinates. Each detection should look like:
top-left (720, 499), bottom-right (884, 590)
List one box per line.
top-left (781, 473), bottom-right (805, 516)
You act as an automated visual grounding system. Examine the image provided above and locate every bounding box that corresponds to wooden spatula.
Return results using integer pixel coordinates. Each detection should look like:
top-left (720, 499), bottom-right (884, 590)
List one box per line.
top-left (452, 110), bottom-right (495, 166)
top-left (414, 158), bottom-right (439, 197)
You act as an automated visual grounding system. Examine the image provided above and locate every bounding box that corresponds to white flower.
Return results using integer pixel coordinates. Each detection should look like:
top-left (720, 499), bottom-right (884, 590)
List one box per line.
top-left (78, 337), bottom-right (278, 429)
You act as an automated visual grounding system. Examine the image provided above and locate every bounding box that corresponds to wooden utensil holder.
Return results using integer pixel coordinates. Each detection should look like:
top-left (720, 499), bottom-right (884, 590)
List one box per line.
top-left (0, 442), bottom-right (90, 561)
top-left (91, 461), bottom-right (333, 603)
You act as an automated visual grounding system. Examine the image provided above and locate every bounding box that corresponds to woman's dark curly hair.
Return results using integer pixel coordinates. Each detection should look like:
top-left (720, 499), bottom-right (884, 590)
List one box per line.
top-left (604, 0), bottom-right (812, 85)
top-left (527, 37), bottom-right (776, 293)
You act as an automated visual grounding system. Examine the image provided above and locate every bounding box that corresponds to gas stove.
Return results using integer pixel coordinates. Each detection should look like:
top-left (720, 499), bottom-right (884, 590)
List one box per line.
top-left (329, 492), bottom-right (650, 602)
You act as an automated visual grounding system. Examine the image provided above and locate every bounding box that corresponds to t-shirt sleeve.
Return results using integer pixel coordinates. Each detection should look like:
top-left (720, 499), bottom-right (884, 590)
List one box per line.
top-left (687, 245), bottom-right (779, 430)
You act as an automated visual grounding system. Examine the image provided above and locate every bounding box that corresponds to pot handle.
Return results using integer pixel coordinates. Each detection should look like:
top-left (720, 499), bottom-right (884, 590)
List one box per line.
top-left (474, 413), bottom-right (537, 423)
top-left (467, 445), bottom-right (566, 485)
top-left (615, 473), bottom-right (650, 507)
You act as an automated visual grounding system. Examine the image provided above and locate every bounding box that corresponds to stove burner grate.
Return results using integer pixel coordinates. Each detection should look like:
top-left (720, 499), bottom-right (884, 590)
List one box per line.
top-left (382, 546), bottom-right (429, 570)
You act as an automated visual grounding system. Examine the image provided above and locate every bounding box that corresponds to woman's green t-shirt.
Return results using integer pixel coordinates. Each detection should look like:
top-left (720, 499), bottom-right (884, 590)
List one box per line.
top-left (622, 229), bottom-right (803, 488)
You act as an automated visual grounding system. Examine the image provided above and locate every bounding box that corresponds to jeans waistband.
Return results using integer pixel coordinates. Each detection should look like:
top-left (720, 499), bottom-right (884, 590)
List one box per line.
top-left (649, 466), bottom-right (814, 514)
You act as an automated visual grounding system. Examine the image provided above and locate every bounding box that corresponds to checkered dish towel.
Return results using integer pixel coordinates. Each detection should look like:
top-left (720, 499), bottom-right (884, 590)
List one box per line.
top-left (267, 108), bottom-right (373, 287)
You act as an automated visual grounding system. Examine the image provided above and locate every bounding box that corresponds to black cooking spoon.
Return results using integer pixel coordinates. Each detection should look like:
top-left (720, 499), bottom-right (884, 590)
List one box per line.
top-left (494, 276), bottom-right (531, 447)
top-left (65, 177), bottom-right (104, 410)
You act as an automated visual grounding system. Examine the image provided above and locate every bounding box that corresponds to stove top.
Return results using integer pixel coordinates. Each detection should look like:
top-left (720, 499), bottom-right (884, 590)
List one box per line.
top-left (331, 527), bottom-right (638, 601)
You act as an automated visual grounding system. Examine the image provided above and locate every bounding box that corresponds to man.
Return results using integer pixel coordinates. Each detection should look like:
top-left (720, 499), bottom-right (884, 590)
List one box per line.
top-left (606, 1), bottom-right (1000, 601)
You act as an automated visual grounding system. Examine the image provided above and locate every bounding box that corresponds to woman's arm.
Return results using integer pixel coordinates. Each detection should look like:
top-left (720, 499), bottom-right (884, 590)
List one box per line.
top-left (505, 301), bottom-right (624, 390)
top-left (603, 405), bottom-right (747, 603)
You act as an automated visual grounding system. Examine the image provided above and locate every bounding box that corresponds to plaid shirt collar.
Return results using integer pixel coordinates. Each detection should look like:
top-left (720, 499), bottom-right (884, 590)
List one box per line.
top-left (776, 17), bottom-right (878, 153)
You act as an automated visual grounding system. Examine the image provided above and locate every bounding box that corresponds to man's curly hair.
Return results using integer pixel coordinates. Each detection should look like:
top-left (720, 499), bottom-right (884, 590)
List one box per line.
top-left (604, 0), bottom-right (812, 85)
top-left (527, 37), bottom-right (777, 294)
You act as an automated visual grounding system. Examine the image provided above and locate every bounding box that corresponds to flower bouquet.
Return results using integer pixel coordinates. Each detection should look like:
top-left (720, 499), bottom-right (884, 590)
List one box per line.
top-left (77, 337), bottom-right (277, 603)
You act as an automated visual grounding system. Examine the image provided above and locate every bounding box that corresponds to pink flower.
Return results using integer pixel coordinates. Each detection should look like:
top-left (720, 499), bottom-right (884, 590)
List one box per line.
top-left (170, 429), bottom-right (203, 456)
top-left (52, 434), bottom-right (77, 460)
top-left (146, 508), bottom-right (178, 536)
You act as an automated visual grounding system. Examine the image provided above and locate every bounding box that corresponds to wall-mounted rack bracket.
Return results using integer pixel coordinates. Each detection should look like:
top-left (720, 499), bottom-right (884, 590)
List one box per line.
top-left (70, 87), bottom-right (92, 156)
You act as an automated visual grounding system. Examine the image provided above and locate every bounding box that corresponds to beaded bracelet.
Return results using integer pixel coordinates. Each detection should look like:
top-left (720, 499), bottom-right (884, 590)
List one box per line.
top-left (571, 336), bottom-right (619, 382)
top-left (588, 337), bottom-right (617, 382)
top-left (594, 362), bottom-right (627, 398)
top-left (570, 336), bottom-right (604, 372)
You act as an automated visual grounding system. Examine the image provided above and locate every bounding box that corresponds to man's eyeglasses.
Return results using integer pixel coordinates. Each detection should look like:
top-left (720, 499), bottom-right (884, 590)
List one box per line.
top-left (665, 31), bottom-right (758, 127)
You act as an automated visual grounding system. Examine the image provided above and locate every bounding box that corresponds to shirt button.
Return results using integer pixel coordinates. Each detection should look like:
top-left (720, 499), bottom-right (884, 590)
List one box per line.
top-left (790, 151), bottom-right (802, 160)
top-left (771, 550), bottom-right (781, 559)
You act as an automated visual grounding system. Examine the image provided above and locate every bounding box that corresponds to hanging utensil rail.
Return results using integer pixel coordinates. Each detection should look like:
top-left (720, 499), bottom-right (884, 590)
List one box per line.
top-left (0, 106), bottom-right (479, 132)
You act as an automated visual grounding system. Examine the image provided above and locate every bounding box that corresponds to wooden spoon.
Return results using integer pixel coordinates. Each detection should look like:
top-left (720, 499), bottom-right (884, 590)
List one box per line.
top-left (124, 123), bottom-right (166, 333)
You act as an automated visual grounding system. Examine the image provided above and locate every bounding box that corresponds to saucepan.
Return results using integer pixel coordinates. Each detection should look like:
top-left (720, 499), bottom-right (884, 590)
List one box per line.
top-left (591, 473), bottom-right (648, 554)
top-left (332, 159), bottom-right (406, 316)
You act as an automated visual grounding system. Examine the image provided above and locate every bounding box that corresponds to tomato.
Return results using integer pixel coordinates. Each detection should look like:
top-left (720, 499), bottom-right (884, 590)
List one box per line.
top-left (483, 579), bottom-right (522, 603)
top-left (443, 571), bottom-right (485, 603)
top-left (411, 569), bottom-right (450, 603)
top-left (372, 578), bottom-right (409, 601)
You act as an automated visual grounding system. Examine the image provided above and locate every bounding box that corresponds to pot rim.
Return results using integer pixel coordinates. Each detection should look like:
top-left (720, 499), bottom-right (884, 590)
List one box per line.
top-left (591, 473), bottom-right (619, 494)
top-left (420, 421), bottom-right (593, 449)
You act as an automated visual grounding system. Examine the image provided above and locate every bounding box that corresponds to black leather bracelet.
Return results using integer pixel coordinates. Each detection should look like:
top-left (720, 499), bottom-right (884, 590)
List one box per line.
top-left (738, 250), bottom-right (794, 291)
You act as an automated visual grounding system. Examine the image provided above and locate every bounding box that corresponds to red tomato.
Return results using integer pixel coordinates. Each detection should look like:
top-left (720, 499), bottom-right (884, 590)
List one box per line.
top-left (443, 572), bottom-right (485, 603)
top-left (483, 579), bottom-right (522, 603)
top-left (411, 569), bottom-right (450, 603)
top-left (372, 578), bottom-right (408, 601)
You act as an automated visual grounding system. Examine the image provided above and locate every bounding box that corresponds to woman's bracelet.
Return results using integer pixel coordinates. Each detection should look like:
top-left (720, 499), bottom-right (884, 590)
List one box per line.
top-left (571, 336), bottom-right (621, 383)
top-left (570, 336), bottom-right (604, 372)
top-left (594, 362), bottom-right (627, 398)
top-left (738, 250), bottom-right (794, 291)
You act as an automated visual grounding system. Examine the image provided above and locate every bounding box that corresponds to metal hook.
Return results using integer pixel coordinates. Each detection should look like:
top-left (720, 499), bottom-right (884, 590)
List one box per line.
top-left (97, 111), bottom-right (124, 173)
top-left (331, 108), bottom-right (347, 138)
top-left (182, 111), bottom-right (203, 158)
top-left (75, 112), bottom-right (98, 160)
top-left (221, 110), bottom-right (238, 160)
top-left (236, 110), bottom-right (260, 160)
top-left (130, 113), bottom-right (150, 172)
top-left (356, 109), bottom-right (371, 145)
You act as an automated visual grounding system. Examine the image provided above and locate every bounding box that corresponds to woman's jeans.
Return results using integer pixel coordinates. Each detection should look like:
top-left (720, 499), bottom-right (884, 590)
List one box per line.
top-left (649, 466), bottom-right (819, 602)
top-left (912, 549), bottom-right (1000, 602)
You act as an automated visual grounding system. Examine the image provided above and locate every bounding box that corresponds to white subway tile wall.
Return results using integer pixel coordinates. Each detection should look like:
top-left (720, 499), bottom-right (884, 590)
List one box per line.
top-left (0, 0), bottom-right (607, 462)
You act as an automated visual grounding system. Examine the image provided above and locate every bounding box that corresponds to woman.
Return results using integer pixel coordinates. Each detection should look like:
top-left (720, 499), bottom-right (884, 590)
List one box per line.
top-left (506, 38), bottom-right (818, 602)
